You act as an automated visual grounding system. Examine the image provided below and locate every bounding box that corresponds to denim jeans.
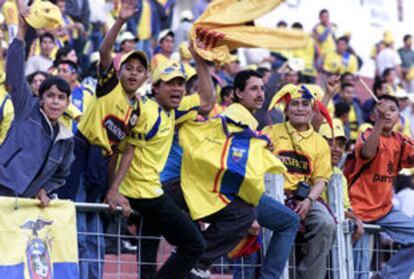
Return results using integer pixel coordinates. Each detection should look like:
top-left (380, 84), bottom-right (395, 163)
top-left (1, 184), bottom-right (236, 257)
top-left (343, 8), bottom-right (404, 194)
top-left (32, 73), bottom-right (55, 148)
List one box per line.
top-left (233, 194), bottom-right (299, 279)
top-left (55, 132), bottom-right (108, 279)
top-left (354, 208), bottom-right (414, 279)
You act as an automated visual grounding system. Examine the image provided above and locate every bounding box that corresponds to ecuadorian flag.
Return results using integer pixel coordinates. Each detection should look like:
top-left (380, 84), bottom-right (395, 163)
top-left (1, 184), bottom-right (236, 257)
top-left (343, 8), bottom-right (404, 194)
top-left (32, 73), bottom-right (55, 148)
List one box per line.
top-left (0, 198), bottom-right (79, 278)
top-left (180, 117), bottom-right (286, 220)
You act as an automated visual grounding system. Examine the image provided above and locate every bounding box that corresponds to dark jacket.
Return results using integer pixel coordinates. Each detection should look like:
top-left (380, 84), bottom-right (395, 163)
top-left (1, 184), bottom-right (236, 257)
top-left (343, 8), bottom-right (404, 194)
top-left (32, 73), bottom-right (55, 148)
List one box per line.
top-left (0, 38), bottom-right (74, 197)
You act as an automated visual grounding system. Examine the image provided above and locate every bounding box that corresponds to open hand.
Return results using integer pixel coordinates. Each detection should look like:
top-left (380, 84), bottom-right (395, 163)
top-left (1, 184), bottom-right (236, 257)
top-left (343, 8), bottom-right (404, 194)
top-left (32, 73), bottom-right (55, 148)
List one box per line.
top-left (118, 0), bottom-right (138, 21)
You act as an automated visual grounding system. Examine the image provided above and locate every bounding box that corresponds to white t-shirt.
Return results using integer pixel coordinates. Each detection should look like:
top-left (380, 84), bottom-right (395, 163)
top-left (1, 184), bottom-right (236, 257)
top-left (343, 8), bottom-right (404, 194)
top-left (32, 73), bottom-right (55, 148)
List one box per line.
top-left (393, 188), bottom-right (414, 217)
top-left (25, 55), bottom-right (53, 76)
top-left (376, 47), bottom-right (402, 76)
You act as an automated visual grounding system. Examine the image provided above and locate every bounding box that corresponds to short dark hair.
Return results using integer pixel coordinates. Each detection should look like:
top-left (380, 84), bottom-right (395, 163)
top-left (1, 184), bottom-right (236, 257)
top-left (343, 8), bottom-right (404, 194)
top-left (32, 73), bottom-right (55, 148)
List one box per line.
top-left (341, 82), bottom-right (354, 91)
top-left (334, 102), bottom-right (350, 118)
top-left (55, 45), bottom-right (74, 64)
top-left (26, 71), bottom-right (49, 84)
top-left (337, 36), bottom-right (349, 44)
top-left (256, 67), bottom-right (270, 77)
top-left (220, 86), bottom-right (233, 100)
top-left (319, 9), bottom-right (329, 17)
top-left (291, 22), bottom-right (303, 29)
top-left (340, 72), bottom-right (354, 83)
top-left (382, 67), bottom-right (395, 79)
top-left (373, 79), bottom-right (386, 95)
top-left (378, 95), bottom-right (399, 109)
top-left (39, 32), bottom-right (55, 44)
top-left (233, 70), bottom-right (262, 102)
top-left (39, 76), bottom-right (71, 97)
top-left (403, 34), bottom-right (412, 43)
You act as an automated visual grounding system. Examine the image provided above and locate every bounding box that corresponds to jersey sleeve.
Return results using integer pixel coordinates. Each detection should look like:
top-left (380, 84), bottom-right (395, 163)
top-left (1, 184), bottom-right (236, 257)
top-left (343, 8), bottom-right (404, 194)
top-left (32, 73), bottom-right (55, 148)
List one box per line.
top-left (399, 134), bottom-right (414, 169)
top-left (126, 100), bottom-right (148, 147)
top-left (96, 62), bottom-right (119, 98)
top-left (175, 94), bottom-right (201, 125)
top-left (311, 139), bottom-right (332, 184)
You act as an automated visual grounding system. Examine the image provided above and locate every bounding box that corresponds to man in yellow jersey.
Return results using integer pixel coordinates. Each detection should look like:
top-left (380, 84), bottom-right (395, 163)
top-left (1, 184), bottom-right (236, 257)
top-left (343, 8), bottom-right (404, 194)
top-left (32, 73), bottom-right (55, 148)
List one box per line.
top-left (105, 20), bottom-right (219, 279)
top-left (263, 83), bottom-right (337, 279)
top-left (323, 36), bottom-right (359, 75)
top-left (55, 1), bottom-right (148, 278)
top-left (313, 9), bottom-right (337, 57)
top-left (151, 29), bottom-right (175, 70)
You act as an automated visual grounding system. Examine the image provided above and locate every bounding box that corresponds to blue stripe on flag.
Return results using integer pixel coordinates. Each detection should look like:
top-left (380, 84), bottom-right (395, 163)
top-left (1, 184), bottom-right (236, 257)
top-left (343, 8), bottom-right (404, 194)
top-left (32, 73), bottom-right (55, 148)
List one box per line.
top-left (0, 263), bottom-right (24, 278)
top-left (53, 262), bottom-right (79, 278)
top-left (220, 135), bottom-right (250, 200)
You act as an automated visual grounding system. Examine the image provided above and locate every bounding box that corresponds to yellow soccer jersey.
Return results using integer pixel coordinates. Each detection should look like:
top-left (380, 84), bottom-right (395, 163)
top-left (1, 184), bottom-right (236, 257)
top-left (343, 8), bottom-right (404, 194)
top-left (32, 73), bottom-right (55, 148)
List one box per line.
top-left (291, 36), bottom-right (317, 77)
top-left (0, 92), bottom-right (14, 144)
top-left (60, 102), bottom-right (82, 130)
top-left (119, 94), bottom-right (200, 199)
top-left (321, 167), bottom-right (351, 210)
top-left (323, 51), bottom-right (358, 75)
top-left (77, 63), bottom-right (138, 156)
top-left (263, 122), bottom-right (332, 191)
top-left (314, 24), bottom-right (337, 56)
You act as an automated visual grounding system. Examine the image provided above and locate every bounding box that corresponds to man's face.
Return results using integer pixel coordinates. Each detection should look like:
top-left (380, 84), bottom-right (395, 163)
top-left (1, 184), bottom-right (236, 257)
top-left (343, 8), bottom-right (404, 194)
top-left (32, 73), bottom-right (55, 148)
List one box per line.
top-left (31, 73), bottom-right (46, 96)
top-left (154, 77), bottom-right (186, 110)
top-left (57, 64), bottom-right (77, 83)
top-left (284, 71), bottom-right (299, 85)
top-left (340, 86), bottom-right (354, 104)
top-left (320, 12), bottom-right (329, 25)
top-left (376, 99), bottom-right (400, 132)
top-left (121, 39), bottom-right (136, 53)
top-left (337, 40), bottom-right (348, 54)
top-left (236, 76), bottom-right (264, 112)
top-left (327, 138), bottom-right (346, 166)
top-left (160, 35), bottom-right (174, 55)
top-left (285, 98), bottom-right (313, 126)
top-left (62, 49), bottom-right (78, 64)
top-left (406, 37), bottom-right (412, 48)
top-left (40, 37), bottom-right (55, 57)
top-left (41, 85), bottom-right (69, 123)
top-left (119, 58), bottom-right (147, 95)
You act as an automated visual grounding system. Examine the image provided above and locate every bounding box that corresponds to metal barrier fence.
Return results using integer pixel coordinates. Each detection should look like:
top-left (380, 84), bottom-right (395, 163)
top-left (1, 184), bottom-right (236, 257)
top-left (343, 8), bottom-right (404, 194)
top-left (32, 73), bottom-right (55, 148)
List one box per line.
top-left (73, 174), bottom-right (409, 279)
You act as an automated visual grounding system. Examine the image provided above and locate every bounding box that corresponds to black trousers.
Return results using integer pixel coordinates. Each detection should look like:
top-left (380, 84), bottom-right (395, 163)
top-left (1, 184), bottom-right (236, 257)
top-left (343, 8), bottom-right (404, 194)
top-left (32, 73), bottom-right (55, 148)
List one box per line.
top-left (128, 194), bottom-right (205, 279)
top-left (139, 179), bottom-right (256, 276)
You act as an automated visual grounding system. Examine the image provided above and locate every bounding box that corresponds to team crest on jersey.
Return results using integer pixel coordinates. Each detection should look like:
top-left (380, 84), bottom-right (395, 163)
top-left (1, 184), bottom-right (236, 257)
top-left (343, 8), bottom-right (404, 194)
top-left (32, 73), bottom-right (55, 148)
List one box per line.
top-left (20, 219), bottom-right (53, 279)
top-left (231, 147), bottom-right (246, 163)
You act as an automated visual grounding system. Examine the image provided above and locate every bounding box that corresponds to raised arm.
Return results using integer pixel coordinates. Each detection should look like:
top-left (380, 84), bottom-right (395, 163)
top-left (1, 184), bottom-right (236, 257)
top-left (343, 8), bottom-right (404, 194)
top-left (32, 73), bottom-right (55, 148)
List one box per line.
top-left (99, 0), bottom-right (137, 70)
top-left (6, 15), bottom-right (32, 116)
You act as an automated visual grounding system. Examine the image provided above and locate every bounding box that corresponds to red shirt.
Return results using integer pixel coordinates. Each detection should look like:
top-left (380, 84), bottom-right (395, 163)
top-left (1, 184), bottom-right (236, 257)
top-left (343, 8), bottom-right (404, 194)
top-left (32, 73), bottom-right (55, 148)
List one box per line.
top-left (349, 130), bottom-right (414, 221)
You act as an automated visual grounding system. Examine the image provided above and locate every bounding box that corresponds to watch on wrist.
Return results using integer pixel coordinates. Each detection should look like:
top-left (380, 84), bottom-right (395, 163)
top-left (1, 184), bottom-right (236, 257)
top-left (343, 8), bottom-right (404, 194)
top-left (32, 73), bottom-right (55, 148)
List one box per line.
top-left (306, 196), bottom-right (315, 203)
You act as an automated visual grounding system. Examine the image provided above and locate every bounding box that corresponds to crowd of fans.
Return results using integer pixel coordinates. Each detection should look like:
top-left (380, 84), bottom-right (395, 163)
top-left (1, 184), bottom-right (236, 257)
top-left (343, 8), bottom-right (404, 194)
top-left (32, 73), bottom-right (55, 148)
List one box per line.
top-left (0, 0), bottom-right (414, 279)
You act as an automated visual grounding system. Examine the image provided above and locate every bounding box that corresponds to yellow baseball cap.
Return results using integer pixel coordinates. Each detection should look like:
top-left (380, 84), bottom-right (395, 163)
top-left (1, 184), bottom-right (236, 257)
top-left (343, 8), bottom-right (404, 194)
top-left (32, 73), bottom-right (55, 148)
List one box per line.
top-left (25, 1), bottom-right (64, 30)
top-left (120, 50), bottom-right (148, 70)
top-left (319, 118), bottom-right (346, 140)
top-left (152, 60), bottom-right (185, 83)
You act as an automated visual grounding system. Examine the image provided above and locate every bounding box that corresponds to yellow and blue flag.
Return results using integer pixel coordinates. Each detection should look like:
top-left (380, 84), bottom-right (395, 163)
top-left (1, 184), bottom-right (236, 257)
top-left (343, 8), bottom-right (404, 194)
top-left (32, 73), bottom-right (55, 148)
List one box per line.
top-left (0, 198), bottom-right (79, 278)
top-left (179, 116), bottom-right (286, 220)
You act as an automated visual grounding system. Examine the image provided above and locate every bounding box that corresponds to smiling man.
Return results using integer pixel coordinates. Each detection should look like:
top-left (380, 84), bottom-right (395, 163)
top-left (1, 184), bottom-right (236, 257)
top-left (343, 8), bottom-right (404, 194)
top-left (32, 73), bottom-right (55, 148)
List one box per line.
top-left (0, 16), bottom-right (74, 205)
top-left (263, 84), bottom-right (336, 279)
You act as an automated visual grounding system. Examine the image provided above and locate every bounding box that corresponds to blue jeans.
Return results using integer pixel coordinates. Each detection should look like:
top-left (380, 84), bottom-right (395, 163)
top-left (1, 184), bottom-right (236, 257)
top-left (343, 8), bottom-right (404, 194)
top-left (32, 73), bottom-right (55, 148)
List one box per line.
top-left (233, 194), bottom-right (299, 279)
top-left (56, 133), bottom-right (108, 279)
top-left (136, 40), bottom-right (152, 61)
top-left (354, 208), bottom-right (414, 279)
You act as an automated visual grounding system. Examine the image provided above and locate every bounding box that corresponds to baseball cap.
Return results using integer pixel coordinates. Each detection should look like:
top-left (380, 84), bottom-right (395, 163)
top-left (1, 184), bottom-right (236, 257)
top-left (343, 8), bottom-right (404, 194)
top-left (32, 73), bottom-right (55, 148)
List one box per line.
top-left (158, 29), bottom-right (174, 43)
top-left (180, 10), bottom-right (193, 21)
top-left (319, 118), bottom-right (347, 140)
top-left (152, 60), bottom-right (185, 83)
top-left (25, 1), bottom-right (64, 30)
top-left (116, 32), bottom-right (139, 45)
top-left (287, 58), bottom-right (305, 72)
top-left (120, 50), bottom-right (148, 70)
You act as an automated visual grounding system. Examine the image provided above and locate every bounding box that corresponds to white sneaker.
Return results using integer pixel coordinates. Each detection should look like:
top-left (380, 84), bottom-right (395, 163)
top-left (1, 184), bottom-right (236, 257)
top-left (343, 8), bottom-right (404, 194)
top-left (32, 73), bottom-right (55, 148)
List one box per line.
top-left (190, 267), bottom-right (211, 279)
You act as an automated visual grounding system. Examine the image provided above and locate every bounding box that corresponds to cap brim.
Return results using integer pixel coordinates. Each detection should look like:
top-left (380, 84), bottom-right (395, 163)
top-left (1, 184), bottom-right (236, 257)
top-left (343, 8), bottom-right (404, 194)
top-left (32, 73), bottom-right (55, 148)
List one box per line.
top-left (159, 72), bottom-right (185, 82)
top-left (120, 51), bottom-right (148, 69)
